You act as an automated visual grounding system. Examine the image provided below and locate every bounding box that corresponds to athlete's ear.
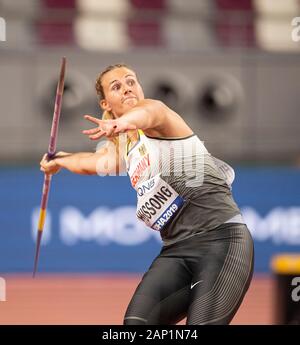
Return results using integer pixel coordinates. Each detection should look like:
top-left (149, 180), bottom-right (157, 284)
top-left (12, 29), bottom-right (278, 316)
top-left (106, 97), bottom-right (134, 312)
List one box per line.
top-left (100, 99), bottom-right (112, 112)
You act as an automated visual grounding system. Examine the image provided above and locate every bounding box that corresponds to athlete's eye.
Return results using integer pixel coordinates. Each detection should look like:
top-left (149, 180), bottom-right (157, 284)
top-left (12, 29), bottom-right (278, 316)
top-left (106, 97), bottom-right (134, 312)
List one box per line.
top-left (111, 83), bottom-right (121, 91)
top-left (127, 79), bottom-right (135, 86)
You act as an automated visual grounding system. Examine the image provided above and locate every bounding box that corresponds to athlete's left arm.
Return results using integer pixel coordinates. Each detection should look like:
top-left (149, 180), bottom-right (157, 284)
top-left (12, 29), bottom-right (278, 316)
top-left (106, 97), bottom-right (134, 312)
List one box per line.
top-left (83, 99), bottom-right (167, 140)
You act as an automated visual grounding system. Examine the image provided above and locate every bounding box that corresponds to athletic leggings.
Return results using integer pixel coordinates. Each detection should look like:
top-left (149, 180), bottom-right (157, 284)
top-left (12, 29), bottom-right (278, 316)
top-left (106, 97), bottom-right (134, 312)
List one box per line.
top-left (124, 223), bottom-right (254, 325)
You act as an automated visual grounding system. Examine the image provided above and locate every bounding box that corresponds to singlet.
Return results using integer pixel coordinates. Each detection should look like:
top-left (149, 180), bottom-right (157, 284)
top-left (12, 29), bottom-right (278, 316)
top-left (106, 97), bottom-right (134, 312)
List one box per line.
top-left (125, 130), bottom-right (242, 246)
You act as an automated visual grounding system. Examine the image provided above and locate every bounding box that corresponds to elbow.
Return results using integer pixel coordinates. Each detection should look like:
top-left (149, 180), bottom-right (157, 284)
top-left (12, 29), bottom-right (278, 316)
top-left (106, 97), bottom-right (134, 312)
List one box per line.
top-left (80, 164), bottom-right (97, 175)
top-left (81, 169), bottom-right (97, 176)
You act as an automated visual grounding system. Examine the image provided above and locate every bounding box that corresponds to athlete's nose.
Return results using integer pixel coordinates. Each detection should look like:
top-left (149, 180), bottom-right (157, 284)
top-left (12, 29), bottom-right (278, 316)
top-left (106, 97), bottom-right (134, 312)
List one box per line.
top-left (124, 87), bottom-right (132, 95)
top-left (123, 83), bottom-right (133, 94)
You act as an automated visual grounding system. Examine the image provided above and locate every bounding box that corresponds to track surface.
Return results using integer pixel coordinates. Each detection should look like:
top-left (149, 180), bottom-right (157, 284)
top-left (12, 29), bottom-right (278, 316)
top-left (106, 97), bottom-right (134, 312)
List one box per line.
top-left (0, 274), bottom-right (274, 325)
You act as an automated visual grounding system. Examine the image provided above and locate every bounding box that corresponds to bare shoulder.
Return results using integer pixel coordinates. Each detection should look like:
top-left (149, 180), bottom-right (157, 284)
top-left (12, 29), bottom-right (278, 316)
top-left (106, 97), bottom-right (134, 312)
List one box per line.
top-left (142, 99), bottom-right (194, 138)
top-left (135, 98), bottom-right (165, 111)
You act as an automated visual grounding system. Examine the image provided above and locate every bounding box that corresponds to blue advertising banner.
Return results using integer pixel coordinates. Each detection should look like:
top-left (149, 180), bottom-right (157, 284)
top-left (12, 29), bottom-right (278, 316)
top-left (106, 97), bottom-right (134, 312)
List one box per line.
top-left (0, 167), bottom-right (299, 273)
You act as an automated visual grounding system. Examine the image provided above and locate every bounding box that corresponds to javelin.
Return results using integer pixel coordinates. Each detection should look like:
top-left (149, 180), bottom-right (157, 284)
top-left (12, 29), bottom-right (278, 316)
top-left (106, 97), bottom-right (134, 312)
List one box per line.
top-left (33, 57), bottom-right (66, 278)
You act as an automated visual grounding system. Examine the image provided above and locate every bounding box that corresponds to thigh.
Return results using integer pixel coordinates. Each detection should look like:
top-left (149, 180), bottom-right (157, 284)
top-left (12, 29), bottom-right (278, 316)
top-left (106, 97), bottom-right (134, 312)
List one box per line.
top-left (187, 224), bottom-right (254, 325)
top-left (124, 255), bottom-right (192, 325)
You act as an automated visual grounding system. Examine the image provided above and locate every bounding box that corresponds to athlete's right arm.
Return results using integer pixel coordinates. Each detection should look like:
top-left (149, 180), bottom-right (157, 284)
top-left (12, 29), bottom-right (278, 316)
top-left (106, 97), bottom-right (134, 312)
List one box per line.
top-left (40, 142), bottom-right (125, 176)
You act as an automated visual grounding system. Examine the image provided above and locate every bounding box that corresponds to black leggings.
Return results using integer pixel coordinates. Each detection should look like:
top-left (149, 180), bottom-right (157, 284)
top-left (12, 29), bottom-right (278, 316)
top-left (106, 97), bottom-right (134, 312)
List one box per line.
top-left (124, 223), bottom-right (254, 325)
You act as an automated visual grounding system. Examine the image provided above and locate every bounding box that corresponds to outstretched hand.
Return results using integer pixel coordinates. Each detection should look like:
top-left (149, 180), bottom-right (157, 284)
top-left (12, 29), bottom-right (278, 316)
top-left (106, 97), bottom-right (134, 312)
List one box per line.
top-left (82, 115), bottom-right (137, 140)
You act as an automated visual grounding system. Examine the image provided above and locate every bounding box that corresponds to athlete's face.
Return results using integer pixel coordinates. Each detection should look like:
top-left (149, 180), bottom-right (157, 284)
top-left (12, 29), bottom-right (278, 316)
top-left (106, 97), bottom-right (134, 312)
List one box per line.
top-left (100, 67), bottom-right (145, 118)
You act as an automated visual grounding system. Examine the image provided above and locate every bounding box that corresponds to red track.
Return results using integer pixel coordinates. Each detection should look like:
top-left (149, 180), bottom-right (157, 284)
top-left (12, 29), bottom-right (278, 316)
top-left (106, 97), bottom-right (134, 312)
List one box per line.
top-left (0, 274), bottom-right (274, 325)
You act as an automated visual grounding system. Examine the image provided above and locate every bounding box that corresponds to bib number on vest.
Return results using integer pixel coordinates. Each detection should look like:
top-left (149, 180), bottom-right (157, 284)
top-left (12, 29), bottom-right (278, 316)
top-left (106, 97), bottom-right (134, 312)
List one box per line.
top-left (136, 174), bottom-right (184, 231)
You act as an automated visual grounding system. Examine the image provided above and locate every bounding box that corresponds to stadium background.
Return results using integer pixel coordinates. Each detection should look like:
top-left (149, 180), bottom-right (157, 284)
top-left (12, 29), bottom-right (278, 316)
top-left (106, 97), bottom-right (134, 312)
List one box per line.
top-left (0, 0), bottom-right (300, 324)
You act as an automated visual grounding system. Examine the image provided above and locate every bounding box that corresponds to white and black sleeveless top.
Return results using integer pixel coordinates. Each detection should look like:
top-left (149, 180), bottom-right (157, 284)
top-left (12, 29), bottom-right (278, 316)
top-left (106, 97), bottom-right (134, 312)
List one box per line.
top-left (125, 130), bottom-right (242, 246)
